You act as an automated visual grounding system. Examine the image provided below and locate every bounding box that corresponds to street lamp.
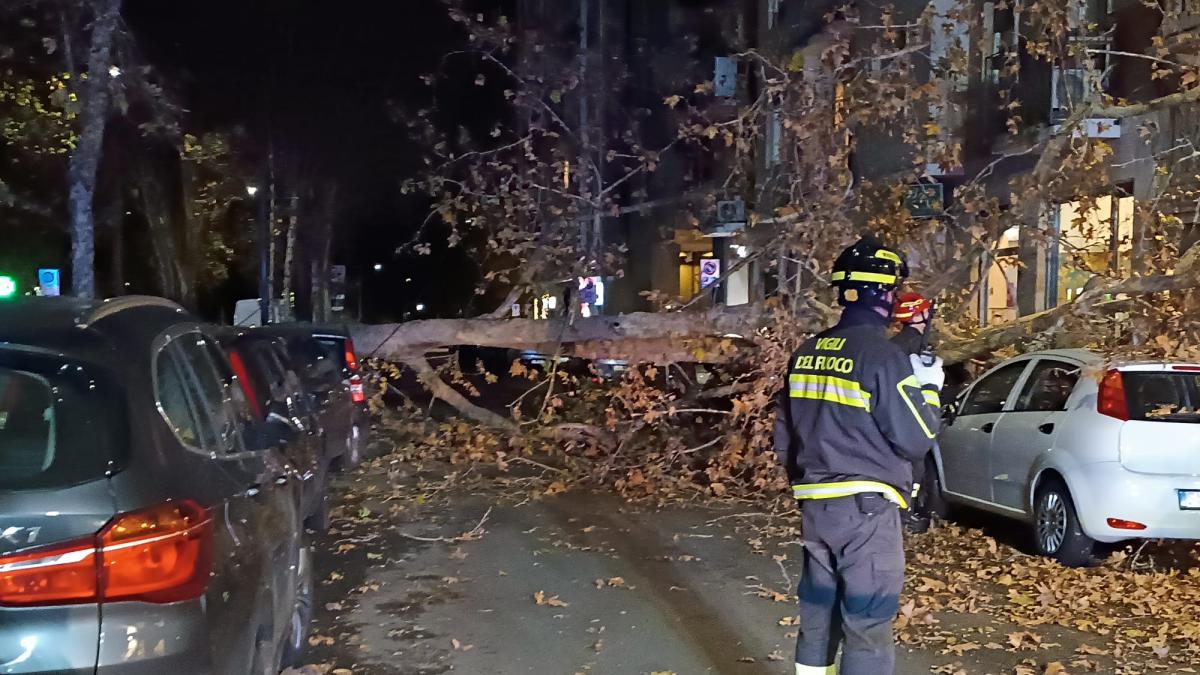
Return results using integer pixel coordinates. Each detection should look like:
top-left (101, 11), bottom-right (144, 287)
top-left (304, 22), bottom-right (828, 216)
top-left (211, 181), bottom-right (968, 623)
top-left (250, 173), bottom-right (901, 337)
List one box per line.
top-left (373, 263), bottom-right (384, 272)
top-left (415, 303), bottom-right (426, 312)
top-left (245, 183), bottom-right (268, 324)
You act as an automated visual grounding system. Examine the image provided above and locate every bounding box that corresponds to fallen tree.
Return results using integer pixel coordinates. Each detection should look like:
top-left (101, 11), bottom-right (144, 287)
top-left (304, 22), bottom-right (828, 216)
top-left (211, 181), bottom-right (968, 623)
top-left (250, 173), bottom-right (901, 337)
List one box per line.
top-left (358, 1), bottom-right (1200, 501)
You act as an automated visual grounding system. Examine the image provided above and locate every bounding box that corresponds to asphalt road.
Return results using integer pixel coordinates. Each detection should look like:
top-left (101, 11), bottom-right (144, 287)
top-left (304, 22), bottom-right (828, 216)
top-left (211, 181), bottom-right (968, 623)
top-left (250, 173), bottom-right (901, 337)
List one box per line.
top-left (295, 452), bottom-right (1126, 675)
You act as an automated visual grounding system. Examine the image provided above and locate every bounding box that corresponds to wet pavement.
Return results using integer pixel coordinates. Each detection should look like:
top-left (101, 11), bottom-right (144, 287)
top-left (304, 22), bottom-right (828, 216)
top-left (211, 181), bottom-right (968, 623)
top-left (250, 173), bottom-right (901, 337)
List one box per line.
top-left (293, 447), bottom-right (1141, 675)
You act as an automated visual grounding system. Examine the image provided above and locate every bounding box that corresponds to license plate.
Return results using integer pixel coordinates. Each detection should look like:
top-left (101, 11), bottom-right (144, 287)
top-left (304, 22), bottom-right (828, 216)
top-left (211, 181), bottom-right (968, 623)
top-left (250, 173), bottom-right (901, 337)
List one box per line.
top-left (1180, 490), bottom-right (1200, 510)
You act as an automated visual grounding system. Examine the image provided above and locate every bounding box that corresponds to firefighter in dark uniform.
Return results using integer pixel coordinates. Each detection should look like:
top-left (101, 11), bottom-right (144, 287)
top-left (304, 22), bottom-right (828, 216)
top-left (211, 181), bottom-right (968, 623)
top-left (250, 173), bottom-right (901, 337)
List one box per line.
top-left (892, 292), bottom-right (935, 534)
top-left (774, 237), bottom-right (944, 675)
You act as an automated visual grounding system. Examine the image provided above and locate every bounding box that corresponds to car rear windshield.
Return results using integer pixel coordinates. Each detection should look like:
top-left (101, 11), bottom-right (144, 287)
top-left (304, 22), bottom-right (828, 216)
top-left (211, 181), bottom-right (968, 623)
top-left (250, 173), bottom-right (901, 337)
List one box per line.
top-left (0, 353), bottom-right (124, 490)
top-left (1123, 371), bottom-right (1200, 422)
top-left (289, 337), bottom-right (342, 389)
top-left (313, 337), bottom-right (347, 370)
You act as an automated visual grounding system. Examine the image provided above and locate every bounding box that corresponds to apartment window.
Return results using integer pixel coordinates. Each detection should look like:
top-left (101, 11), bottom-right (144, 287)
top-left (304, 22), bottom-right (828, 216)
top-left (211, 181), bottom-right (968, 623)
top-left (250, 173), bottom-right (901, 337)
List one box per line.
top-left (1051, 68), bottom-right (1087, 121)
top-left (1051, 194), bottom-right (1133, 305)
top-left (980, 226), bottom-right (1020, 326)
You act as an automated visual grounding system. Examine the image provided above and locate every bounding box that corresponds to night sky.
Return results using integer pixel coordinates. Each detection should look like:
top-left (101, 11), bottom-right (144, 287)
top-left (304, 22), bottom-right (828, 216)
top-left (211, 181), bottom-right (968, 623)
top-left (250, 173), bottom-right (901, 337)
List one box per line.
top-left (123, 0), bottom-right (492, 320)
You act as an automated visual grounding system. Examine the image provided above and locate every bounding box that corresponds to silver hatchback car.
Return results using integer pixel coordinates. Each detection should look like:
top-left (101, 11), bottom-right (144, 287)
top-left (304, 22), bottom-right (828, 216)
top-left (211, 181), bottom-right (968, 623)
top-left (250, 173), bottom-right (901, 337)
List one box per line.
top-left (932, 348), bottom-right (1200, 566)
top-left (0, 297), bottom-right (311, 674)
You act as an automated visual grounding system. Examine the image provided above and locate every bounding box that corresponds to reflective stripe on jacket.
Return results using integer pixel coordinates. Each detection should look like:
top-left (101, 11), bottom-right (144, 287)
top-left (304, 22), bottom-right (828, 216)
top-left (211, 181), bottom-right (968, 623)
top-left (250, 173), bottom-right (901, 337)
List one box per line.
top-left (773, 307), bottom-right (940, 505)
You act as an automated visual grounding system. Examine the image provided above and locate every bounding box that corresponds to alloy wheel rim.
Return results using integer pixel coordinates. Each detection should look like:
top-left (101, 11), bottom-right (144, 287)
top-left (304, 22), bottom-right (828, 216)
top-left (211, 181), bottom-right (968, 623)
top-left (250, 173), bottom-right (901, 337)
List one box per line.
top-left (1037, 492), bottom-right (1068, 553)
top-left (289, 547), bottom-right (314, 651)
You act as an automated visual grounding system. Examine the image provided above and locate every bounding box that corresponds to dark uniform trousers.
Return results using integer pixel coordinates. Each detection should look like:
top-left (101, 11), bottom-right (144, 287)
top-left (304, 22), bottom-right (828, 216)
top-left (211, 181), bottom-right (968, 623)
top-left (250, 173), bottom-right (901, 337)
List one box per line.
top-left (796, 494), bottom-right (904, 675)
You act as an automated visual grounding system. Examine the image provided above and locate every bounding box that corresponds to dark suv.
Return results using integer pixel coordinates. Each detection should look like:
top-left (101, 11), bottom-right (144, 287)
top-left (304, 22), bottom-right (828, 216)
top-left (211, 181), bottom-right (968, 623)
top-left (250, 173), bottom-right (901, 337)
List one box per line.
top-left (219, 328), bottom-right (333, 530)
top-left (0, 297), bottom-right (311, 674)
top-left (258, 323), bottom-right (367, 469)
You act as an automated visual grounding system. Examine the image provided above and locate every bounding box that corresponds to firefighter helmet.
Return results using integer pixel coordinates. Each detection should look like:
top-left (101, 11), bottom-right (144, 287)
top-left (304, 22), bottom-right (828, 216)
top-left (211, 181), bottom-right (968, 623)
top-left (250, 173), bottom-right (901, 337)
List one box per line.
top-left (831, 237), bottom-right (908, 310)
top-left (893, 292), bottom-right (932, 324)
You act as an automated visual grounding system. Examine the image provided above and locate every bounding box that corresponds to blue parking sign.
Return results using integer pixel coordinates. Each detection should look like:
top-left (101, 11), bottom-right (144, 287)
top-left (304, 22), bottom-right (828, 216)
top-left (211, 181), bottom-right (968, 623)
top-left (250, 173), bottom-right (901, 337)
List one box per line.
top-left (38, 268), bottom-right (60, 297)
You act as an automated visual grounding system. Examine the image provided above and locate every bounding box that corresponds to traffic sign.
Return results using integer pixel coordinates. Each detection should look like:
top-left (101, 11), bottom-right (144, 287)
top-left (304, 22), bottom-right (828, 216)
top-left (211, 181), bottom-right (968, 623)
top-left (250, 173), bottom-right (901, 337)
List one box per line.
top-left (38, 269), bottom-right (60, 297)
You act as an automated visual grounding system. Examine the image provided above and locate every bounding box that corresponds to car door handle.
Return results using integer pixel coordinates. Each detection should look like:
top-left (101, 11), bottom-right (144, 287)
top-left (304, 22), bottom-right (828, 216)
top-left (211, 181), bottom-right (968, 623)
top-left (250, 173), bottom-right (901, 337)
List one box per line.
top-left (1038, 423), bottom-right (1055, 435)
top-left (979, 422), bottom-right (995, 433)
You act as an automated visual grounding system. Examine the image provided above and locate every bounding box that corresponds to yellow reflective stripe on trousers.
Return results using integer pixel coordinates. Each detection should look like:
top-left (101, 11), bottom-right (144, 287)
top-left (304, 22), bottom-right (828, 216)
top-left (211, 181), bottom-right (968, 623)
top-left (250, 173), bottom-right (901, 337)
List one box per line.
top-left (791, 480), bottom-right (909, 509)
top-left (788, 374), bottom-right (871, 411)
top-left (796, 664), bottom-right (836, 675)
top-left (897, 375), bottom-right (937, 439)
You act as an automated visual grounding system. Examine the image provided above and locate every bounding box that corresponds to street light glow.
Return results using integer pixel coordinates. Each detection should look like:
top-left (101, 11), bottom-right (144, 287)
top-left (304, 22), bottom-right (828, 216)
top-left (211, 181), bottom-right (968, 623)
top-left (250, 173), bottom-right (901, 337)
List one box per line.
top-left (108, 65), bottom-right (122, 78)
top-left (373, 263), bottom-right (384, 271)
top-left (415, 303), bottom-right (426, 311)
top-left (0, 276), bottom-right (17, 299)
top-left (246, 185), bottom-right (259, 197)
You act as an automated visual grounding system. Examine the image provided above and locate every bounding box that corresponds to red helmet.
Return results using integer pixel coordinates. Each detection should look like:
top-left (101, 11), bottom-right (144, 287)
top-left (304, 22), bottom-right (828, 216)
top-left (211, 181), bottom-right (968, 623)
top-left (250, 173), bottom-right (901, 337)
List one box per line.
top-left (893, 293), bottom-right (932, 324)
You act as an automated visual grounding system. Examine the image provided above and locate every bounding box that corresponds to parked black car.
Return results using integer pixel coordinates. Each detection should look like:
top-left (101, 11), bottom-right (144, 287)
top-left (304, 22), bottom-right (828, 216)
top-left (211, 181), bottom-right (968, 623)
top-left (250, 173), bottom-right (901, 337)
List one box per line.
top-left (0, 296), bottom-right (311, 674)
top-left (258, 323), bottom-right (367, 470)
top-left (218, 328), bottom-right (333, 531)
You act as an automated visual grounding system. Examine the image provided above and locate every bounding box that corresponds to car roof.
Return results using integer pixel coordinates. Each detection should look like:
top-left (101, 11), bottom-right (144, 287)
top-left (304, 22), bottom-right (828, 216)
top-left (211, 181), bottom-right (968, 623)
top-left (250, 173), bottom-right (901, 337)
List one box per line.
top-left (1018, 348), bottom-right (1100, 364)
top-left (0, 296), bottom-right (191, 364)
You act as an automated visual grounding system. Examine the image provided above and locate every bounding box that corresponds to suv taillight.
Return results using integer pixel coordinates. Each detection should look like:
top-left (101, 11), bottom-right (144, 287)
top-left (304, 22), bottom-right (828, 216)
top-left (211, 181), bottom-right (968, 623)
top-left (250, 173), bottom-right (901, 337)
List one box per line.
top-left (344, 339), bottom-right (360, 373)
top-left (0, 500), bottom-right (213, 607)
top-left (350, 374), bottom-right (365, 404)
top-left (1098, 369), bottom-right (1130, 421)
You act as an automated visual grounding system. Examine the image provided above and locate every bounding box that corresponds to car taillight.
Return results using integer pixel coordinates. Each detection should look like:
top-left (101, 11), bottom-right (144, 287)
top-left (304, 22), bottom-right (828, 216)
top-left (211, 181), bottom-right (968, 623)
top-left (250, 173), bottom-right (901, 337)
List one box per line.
top-left (0, 500), bottom-right (212, 607)
top-left (1098, 369), bottom-right (1129, 421)
top-left (1107, 518), bottom-right (1147, 530)
top-left (228, 350), bottom-right (262, 418)
top-left (350, 375), bottom-right (365, 404)
top-left (344, 339), bottom-right (360, 372)
top-left (100, 500), bottom-right (213, 603)
top-left (0, 539), bottom-right (98, 606)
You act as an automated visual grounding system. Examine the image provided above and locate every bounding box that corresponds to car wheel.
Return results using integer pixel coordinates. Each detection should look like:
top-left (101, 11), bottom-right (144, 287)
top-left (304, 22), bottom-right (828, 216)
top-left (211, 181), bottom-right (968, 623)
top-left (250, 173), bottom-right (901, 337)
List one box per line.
top-left (281, 545), bottom-right (315, 668)
top-left (249, 626), bottom-right (281, 675)
top-left (344, 422), bottom-right (363, 468)
top-left (922, 455), bottom-right (953, 521)
top-left (1033, 478), bottom-right (1094, 567)
top-left (304, 490), bottom-right (331, 533)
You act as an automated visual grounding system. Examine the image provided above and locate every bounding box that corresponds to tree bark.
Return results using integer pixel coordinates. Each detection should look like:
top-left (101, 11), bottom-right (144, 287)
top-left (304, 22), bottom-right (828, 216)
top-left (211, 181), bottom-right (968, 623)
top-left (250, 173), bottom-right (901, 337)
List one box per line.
top-left (281, 189), bottom-right (298, 315)
top-left (352, 304), bottom-right (774, 363)
top-left (178, 153), bottom-right (201, 309)
top-left (134, 163), bottom-right (184, 301)
top-left (66, 0), bottom-right (122, 298)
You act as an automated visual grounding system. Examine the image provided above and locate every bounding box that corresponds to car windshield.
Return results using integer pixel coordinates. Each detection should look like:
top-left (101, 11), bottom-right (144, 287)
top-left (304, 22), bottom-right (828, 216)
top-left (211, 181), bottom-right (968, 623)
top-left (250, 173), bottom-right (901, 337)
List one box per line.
top-left (1124, 371), bottom-right (1200, 422)
top-left (0, 353), bottom-right (123, 490)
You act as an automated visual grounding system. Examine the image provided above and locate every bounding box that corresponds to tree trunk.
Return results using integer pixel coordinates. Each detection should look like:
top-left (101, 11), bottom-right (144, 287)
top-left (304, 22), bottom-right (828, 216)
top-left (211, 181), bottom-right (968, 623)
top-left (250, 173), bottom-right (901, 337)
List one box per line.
top-left (134, 160), bottom-right (183, 300)
top-left (267, 147), bottom-right (277, 306)
top-left (178, 154), bottom-right (201, 309)
top-left (66, 0), bottom-right (123, 298)
top-left (351, 304), bottom-right (772, 363)
top-left (281, 189), bottom-right (299, 313)
top-left (310, 185), bottom-right (337, 323)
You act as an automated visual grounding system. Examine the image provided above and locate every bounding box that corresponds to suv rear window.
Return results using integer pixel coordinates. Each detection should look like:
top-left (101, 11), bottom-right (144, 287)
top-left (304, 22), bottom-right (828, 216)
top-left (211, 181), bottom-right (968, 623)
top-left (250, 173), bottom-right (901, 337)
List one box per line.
top-left (288, 337), bottom-right (342, 389)
top-left (0, 354), bottom-right (123, 490)
top-left (1124, 372), bottom-right (1200, 422)
top-left (313, 337), bottom-right (347, 370)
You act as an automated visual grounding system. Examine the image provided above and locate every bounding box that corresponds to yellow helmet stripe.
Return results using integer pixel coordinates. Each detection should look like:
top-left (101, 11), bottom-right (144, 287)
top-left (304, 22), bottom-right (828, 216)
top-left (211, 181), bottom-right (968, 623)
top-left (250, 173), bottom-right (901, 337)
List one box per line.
top-left (845, 271), bottom-right (897, 284)
top-left (875, 249), bottom-right (902, 264)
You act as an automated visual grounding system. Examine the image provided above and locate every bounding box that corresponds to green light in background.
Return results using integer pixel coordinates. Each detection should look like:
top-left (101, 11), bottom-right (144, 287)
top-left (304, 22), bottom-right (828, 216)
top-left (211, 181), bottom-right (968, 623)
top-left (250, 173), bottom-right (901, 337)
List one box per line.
top-left (0, 276), bottom-right (16, 299)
